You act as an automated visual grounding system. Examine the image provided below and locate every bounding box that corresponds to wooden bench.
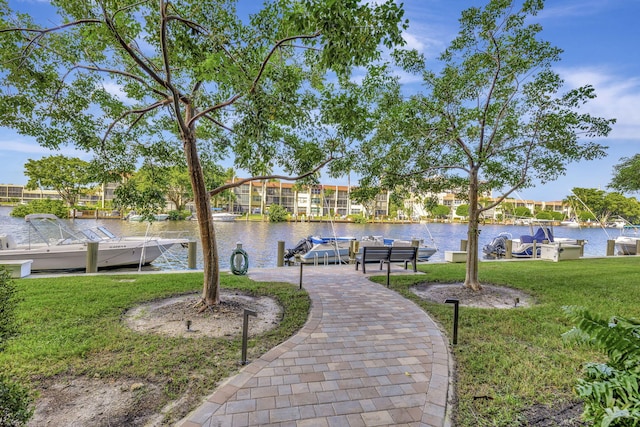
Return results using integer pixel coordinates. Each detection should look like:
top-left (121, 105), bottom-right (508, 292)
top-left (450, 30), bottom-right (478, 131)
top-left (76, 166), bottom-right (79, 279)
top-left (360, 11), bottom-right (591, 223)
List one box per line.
top-left (355, 246), bottom-right (391, 274)
top-left (388, 246), bottom-right (418, 272)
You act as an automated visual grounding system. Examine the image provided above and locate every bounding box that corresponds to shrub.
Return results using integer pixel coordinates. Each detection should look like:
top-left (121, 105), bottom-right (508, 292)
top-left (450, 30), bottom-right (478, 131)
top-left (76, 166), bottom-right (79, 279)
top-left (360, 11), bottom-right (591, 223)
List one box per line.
top-left (348, 214), bottom-right (368, 224)
top-left (10, 199), bottom-right (68, 218)
top-left (267, 204), bottom-right (288, 222)
top-left (0, 268), bottom-right (34, 425)
top-left (563, 306), bottom-right (640, 426)
top-left (0, 375), bottom-right (34, 426)
top-left (0, 269), bottom-right (18, 350)
top-left (168, 210), bottom-right (191, 221)
top-left (535, 211), bottom-right (553, 220)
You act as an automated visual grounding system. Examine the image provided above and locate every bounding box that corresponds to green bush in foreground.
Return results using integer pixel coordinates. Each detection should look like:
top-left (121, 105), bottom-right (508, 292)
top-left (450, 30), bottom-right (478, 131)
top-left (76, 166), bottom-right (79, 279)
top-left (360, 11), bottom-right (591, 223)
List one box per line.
top-left (0, 268), bottom-right (34, 426)
top-left (564, 306), bottom-right (640, 426)
top-left (0, 374), bottom-right (34, 426)
top-left (0, 269), bottom-right (18, 349)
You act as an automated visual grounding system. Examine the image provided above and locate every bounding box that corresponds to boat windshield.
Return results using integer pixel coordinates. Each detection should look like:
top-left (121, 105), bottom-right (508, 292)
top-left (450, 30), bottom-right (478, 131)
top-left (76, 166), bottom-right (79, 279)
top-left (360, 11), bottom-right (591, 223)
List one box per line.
top-left (25, 215), bottom-right (84, 245)
top-left (24, 214), bottom-right (118, 246)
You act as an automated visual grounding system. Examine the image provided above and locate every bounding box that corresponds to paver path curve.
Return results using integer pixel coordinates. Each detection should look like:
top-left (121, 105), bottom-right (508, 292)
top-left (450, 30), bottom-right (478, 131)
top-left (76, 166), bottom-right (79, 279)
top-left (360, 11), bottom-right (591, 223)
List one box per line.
top-left (178, 264), bottom-right (452, 427)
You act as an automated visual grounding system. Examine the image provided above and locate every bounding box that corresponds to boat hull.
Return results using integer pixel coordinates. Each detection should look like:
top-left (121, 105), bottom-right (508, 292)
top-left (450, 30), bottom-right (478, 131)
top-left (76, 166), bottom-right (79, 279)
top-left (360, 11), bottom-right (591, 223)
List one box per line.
top-left (298, 247), bottom-right (351, 264)
top-left (128, 214), bottom-right (169, 222)
top-left (211, 213), bottom-right (240, 222)
top-left (0, 239), bottom-right (182, 271)
top-left (360, 236), bottom-right (437, 262)
top-left (615, 237), bottom-right (640, 255)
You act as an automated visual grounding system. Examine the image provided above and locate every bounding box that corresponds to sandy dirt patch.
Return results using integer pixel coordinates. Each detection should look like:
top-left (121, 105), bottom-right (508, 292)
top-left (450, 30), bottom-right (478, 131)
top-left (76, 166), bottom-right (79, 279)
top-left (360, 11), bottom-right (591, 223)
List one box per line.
top-left (27, 290), bottom-right (282, 427)
top-left (411, 282), bottom-right (533, 309)
top-left (124, 290), bottom-right (282, 338)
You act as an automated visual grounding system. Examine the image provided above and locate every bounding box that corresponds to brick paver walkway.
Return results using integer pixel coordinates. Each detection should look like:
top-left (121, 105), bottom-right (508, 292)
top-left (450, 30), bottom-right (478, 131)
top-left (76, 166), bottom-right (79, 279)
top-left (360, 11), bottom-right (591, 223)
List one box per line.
top-left (177, 264), bottom-right (452, 427)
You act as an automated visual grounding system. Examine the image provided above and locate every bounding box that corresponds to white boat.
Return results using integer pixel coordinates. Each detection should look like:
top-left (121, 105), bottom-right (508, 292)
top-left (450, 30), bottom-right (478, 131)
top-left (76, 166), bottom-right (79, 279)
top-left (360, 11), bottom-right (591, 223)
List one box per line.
top-left (614, 226), bottom-right (640, 255)
top-left (0, 214), bottom-right (188, 271)
top-left (283, 234), bottom-right (437, 265)
top-left (560, 218), bottom-right (581, 228)
top-left (211, 213), bottom-right (240, 222)
top-left (127, 213), bottom-right (170, 222)
top-left (606, 216), bottom-right (628, 229)
top-left (359, 235), bottom-right (437, 261)
top-left (284, 236), bottom-right (355, 264)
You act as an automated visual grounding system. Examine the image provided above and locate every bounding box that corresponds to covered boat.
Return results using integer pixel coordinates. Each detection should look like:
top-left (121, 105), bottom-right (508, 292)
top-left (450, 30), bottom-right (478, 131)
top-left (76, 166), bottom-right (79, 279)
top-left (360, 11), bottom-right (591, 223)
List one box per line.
top-left (484, 225), bottom-right (585, 258)
top-left (482, 232), bottom-right (512, 258)
top-left (284, 234), bottom-right (437, 265)
top-left (284, 236), bottom-right (355, 264)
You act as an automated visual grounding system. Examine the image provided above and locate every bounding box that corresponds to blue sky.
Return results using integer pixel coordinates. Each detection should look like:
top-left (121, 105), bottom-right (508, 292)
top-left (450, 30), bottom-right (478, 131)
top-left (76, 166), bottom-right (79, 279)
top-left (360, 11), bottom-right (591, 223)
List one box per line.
top-left (1, 0), bottom-right (639, 202)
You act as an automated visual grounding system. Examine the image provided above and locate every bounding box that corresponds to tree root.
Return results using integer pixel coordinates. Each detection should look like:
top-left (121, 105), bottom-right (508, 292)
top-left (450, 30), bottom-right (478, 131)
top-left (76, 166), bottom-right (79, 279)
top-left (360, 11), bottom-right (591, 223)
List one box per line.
top-left (193, 298), bottom-right (217, 314)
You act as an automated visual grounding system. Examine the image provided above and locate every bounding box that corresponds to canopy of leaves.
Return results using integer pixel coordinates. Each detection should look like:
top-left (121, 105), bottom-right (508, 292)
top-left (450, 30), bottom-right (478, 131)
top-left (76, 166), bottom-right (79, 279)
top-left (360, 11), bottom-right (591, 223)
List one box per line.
top-left (349, 0), bottom-right (614, 214)
top-left (24, 155), bottom-right (95, 206)
top-left (455, 204), bottom-right (469, 218)
top-left (430, 204), bottom-right (451, 219)
top-left (345, 0), bottom-right (615, 288)
top-left (609, 154), bottom-right (640, 194)
top-left (514, 206), bottom-right (533, 218)
top-left (0, 0), bottom-right (408, 184)
top-left (567, 187), bottom-right (640, 223)
top-left (0, 0), bottom-right (408, 304)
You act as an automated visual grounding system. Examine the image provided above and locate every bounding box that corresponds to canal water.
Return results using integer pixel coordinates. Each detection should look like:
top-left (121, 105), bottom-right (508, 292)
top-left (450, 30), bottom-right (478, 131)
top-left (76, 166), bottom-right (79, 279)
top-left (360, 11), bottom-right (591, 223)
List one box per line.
top-left (0, 206), bottom-right (626, 271)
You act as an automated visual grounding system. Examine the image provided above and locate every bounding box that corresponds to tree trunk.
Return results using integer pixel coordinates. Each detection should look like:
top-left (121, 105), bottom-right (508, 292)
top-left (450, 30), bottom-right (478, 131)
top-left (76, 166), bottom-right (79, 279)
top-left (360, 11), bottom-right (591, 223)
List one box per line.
top-left (464, 167), bottom-right (482, 291)
top-left (183, 131), bottom-right (219, 306)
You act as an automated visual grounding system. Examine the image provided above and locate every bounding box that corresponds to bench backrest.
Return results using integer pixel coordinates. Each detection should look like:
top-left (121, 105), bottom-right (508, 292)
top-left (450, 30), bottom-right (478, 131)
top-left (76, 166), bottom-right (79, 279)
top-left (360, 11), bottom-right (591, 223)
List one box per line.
top-left (388, 246), bottom-right (418, 261)
top-left (361, 246), bottom-right (391, 260)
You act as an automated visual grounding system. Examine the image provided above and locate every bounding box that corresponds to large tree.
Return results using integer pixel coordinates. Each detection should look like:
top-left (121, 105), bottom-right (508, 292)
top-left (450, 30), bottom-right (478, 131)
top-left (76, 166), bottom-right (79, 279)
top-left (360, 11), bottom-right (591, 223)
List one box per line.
top-left (24, 155), bottom-right (95, 206)
top-left (350, 0), bottom-right (615, 290)
top-left (567, 187), bottom-right (640, 223)
top-left (0, 0), bottom-right (407, 306)
top-left (610, 154), bottom-right (640, 194)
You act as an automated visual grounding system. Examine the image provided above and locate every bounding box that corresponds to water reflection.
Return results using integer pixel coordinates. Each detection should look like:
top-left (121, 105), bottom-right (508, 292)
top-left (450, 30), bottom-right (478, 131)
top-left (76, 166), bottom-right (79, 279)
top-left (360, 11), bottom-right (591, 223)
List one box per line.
top-left (0, 206), bottom-right (623, 271)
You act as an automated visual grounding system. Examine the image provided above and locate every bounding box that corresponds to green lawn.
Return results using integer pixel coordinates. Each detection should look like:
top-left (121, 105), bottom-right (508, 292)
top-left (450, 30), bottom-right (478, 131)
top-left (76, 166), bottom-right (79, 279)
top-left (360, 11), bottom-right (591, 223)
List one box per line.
top-left (0, 272), bottom-right (310, 424)
top-left (376, 257), bottom-right (640, 426)
top-left (3, 258), bottom-right (639, 426)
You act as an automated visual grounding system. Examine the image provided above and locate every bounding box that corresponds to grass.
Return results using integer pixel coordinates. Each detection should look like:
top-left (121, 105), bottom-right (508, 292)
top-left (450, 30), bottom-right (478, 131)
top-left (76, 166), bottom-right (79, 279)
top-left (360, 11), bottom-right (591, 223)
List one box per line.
top-left (3, 258), bottom-right (640, 426)
top-left (370, 257), bottom-right (640, 426)
top-left (0, 272), bottom-right (310, 424)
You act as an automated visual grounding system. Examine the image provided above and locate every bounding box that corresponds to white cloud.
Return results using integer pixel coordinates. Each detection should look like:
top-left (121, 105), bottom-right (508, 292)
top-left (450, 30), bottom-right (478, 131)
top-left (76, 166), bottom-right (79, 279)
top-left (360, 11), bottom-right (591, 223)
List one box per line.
top-left (101, 81), bottom-right (137, 105)
top-left (538, 1), bottom-right (607, 20)
top-left (402, 31), bottom-right (424, 52)
top-left (557, 67), bottom-right (640, 140)
top-left (0, 136), bottom-right (90, 158)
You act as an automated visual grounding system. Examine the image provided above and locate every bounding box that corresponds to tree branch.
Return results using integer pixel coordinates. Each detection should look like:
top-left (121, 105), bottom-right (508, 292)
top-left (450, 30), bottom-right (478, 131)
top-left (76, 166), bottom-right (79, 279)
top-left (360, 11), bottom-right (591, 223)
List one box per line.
top-left (388, 164), bottom-right (470, 179)
top-left (208, 156), bottom-right (333, 197)
top-left (101, 99), bottom-right (171, 145)
top-left (160, 1), bottom-right (172, 87)
top-left (73, 64), bottom-right (169, 98)
top-left (201, 114), bottom-right (235, 133)
top-left (0, 19), bottom-right (103, 36)
top-left (189, 31), bottom-right (322, 126)
top-left (99, 2), bottom-right (172, 96)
